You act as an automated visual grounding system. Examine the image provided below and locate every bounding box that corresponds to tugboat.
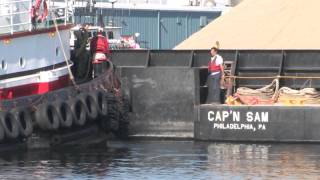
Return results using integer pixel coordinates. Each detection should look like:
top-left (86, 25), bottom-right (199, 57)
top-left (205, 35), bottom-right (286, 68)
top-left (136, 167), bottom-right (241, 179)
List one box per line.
top-left (0, 0), bottom-right (129, 150)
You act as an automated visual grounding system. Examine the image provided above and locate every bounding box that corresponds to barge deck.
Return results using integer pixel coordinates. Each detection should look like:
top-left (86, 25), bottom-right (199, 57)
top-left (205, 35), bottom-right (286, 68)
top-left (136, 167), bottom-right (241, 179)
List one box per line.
top-left (113, 49), bottom-right (320, 142)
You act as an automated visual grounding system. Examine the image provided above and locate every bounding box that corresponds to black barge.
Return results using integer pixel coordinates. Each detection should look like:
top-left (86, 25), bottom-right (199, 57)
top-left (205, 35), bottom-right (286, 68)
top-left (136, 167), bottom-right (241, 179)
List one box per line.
top-left (113, 49), bottom-right (320, 142)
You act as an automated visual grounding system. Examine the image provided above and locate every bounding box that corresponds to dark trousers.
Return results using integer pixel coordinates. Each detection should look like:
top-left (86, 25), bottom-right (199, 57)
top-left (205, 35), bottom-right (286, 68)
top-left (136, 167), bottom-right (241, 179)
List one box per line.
top-left (93, 62), bottom-right (103, 78)
top-left (206, 72), bottom-right (221, 104)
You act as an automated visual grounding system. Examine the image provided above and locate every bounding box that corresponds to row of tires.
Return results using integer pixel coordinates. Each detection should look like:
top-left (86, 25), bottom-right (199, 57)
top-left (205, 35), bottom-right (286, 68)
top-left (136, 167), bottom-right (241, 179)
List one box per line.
top-left (0, 109), bottom-right (33, 142)
top-left (0, 90), bottom-right (127, 143)
top-left (35, 91), bottom-right (109, 130)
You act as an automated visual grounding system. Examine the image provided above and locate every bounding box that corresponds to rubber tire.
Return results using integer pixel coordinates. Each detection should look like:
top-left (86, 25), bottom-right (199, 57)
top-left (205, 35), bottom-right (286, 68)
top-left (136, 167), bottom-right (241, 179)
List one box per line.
top-left (0, 112), bottom-right (20, 139)
top-left (69, 98), bottom-right (87, 126)
top-left (79, 93), bottom-right (98, 121)
top-left (94, 91), bottom-right (108, 117)
top-left (0, 120), bottom-right (5, 142)
top-left (35, 103), bottom-right (60, 130)
top-left (55, 101), bottom-right (73, 128)
top-left (114, 97), bottom-right (130, 139)
top-left (13, 109), bottom-right (33, 137)
top-left (105, 93), bottom-right (119, 132)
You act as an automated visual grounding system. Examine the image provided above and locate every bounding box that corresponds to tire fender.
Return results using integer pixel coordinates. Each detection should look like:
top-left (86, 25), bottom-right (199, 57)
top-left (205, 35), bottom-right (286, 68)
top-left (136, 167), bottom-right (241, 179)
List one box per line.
top-left (55, 101), bottom-right (73, 128)
top-left (13, 108), bottom-right (33, 137)
top-left (0, 120), bottom-right (5, 142)
top-left (69, 98), bottom-right (87, 126)
top-left (93, 90), bottom-right (108, 117)
top-left (0, 112), bottom-right (20, 139)
top-left (35, 103), bottom-right (60, 130)
top-left (79, 93), bottom-right (99, 121)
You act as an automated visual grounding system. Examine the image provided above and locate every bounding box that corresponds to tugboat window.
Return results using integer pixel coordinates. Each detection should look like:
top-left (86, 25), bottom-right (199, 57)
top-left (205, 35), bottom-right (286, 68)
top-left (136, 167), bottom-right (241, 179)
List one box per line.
top-left (1, 60), bottom-right (7, 70)
top-left (56, 47), bottom-right (60, 57)
top-left (19, 57), bottom-right (26, 68)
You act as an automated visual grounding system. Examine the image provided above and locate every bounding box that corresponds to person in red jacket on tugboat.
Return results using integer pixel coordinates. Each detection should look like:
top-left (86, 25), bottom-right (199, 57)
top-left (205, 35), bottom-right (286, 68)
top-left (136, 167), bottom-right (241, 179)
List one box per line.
top-left (206, 42), bottom-right (225, 104)
top-left (90, 28), bottom-right (110, 78)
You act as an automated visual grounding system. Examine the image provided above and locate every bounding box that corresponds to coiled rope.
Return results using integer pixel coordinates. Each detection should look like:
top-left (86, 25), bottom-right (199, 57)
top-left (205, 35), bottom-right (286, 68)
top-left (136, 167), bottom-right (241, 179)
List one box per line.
top-left (278, 87), bottom-right (320, 105)
top-left (229, 79), bottom-right (279, 105)
top-left (226, 75), bottom-right (320, 105)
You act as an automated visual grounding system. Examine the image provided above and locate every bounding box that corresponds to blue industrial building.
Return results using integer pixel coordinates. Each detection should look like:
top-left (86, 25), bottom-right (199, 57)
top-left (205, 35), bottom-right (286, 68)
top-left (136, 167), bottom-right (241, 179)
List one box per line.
top-left (74, 7), bottom-right (221, 49)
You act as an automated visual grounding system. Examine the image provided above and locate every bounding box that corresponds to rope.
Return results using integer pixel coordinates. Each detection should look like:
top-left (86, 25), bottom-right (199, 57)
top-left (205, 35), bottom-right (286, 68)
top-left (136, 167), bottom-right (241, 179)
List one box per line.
top-left (51, 12), bottom-right (78, 89)
top-left (227, 78), bottom-right (320, 105)
top-left (233, 79), bottom-right (279, 105)
top-left (278, 87), bottom-right (320, 105)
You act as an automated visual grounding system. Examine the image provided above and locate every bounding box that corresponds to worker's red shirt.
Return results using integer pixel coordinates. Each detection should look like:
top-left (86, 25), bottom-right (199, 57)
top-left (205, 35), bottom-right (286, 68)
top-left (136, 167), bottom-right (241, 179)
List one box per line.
top-left (208, 56), bottom-right (222, 72)
top-left (90, 34), bottom-right (110, 54)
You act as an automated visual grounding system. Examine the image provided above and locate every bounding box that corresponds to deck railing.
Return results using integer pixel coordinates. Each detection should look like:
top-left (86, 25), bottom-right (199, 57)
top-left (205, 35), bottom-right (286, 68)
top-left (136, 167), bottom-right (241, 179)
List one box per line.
top-left (0, 0), bottom-right (72, 35)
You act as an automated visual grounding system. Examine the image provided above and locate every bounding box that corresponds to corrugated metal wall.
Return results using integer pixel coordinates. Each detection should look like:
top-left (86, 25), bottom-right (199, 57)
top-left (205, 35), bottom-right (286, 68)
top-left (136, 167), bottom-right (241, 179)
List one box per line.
top-left (74, 8), bottom-right (221, 49)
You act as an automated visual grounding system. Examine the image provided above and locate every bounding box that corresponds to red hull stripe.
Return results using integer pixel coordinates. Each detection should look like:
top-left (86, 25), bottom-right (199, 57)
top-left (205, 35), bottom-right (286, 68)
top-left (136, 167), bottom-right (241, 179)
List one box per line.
top-left (0, 75), bottom-right (70, 100)
top-left (0, 24), bottom-right (73, 40)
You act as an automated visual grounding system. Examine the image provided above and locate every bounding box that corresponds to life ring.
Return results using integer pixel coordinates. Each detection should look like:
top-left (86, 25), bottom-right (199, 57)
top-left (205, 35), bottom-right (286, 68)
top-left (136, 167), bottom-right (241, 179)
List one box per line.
top-left (31, 0), bottom-right (48, 23)
top-left (35, 103), bottom-right (60, 130)
top-left (55, 101), bottom-right (73, 128)
top-left (69, 98), bottom-right (87, 126)
top-left (0, 112), bottom-right (20, 139)
top-left (79, 93), bottom-right (99, 121)
top-left (13, 109), bottom-right (33, 137)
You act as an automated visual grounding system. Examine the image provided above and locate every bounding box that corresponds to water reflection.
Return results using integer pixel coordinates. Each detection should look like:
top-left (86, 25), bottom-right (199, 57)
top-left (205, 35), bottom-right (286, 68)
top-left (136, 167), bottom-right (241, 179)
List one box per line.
top-left (0, 147), bottom-right (129, 180)
top-left (0, 141), bottom-right (320, 179)
top-left (206, 143), bottom-right (320, 179)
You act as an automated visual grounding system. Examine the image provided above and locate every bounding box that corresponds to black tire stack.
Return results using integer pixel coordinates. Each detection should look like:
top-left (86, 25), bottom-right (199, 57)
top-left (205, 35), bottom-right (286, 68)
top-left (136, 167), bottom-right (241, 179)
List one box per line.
top-left (32, 90), bottom-right (130, 139)
top-left (0, 108), bottom-right (34, 143)
top-left (99, 92), bottom-right (130, 139)
top-left (114, 97), bottom-right (130, 139)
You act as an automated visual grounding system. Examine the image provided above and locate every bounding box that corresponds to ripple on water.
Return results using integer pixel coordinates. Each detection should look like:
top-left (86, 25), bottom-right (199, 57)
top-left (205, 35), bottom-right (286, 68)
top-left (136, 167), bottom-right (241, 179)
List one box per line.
top-left (0, 141), bottom-right (320, 179)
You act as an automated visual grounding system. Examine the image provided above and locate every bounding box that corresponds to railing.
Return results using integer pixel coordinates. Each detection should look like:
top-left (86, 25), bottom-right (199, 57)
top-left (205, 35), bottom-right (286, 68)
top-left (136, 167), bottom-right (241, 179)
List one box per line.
top-left (0, 0), bottom-right (72, 35)
top-left (0, 0), bottom-right (32, 34)
top-left (48, 0), bottom-right (72, 25)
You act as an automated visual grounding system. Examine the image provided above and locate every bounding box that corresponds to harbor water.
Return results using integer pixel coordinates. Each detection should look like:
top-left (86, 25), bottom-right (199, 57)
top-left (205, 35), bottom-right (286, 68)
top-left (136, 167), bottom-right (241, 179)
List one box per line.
top-left (0, 140), bottom-right (320, 179)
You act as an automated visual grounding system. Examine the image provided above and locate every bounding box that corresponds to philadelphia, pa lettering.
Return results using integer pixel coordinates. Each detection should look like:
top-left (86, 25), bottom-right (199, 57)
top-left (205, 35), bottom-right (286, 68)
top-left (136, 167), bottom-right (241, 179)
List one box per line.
top-left (207, 110), bottom-right (268, 131)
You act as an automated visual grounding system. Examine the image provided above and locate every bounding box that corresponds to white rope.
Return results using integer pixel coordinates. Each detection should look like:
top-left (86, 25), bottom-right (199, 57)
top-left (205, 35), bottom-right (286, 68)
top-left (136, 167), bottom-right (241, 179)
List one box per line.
top-left (51, 12), bottom-right (78, 88)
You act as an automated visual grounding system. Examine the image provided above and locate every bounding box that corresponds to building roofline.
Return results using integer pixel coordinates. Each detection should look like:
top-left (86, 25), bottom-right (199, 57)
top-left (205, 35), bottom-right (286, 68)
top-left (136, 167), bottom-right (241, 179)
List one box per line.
top-left (73, 2), bottom-right (228, 12)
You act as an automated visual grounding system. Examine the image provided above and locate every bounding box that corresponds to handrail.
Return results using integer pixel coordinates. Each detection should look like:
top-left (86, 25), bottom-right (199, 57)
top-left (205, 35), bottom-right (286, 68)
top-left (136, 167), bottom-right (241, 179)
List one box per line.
top-left (0, 10), bottom-right (30, 16)
top-left (0, 22), bottom-right (30, 29)
top-left (0, 0), bottom-right (30, 5)
top-left (0, 0), bottom-right (71, 35)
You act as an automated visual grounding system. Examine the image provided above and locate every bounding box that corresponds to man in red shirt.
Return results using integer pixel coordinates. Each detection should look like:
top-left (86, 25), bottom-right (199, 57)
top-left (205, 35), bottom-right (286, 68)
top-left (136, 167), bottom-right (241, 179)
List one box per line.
top-left (206, 43), bottom-right (225, 104)
top-left (90, 28), bottom-right (110, 77)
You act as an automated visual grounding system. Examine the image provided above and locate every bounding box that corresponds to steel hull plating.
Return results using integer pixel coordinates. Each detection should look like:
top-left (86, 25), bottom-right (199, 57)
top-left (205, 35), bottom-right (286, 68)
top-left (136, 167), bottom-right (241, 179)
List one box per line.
top-left (112, 50), bottom-right (320, 143)
top-left (196, 105), bottom-right (320, 142)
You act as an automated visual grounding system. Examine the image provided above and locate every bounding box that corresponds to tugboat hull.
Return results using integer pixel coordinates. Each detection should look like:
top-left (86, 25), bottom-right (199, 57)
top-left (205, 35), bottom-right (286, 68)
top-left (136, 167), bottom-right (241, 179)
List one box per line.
top-left (0, 71), bottom-right (130, 151)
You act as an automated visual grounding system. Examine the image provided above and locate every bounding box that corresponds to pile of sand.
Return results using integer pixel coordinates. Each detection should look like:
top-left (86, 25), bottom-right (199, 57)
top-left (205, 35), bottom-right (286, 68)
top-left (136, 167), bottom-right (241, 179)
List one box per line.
top-left (175, 0), bottom-right (320, 50)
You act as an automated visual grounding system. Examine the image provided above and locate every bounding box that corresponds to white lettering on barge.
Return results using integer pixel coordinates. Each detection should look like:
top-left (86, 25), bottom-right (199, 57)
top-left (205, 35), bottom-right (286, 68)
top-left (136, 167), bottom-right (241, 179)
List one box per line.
top-left (207, 110), bottom-right (269, 132)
